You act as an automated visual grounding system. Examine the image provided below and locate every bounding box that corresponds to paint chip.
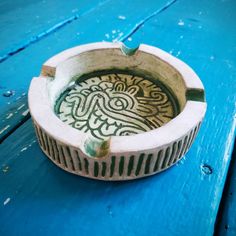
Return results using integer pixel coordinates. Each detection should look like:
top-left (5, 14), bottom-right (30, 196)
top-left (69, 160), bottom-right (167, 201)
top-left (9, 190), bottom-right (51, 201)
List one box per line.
top-left (128, 37), bottom-right (132, 41)
top-left (20, 147), bottom-right (28, 152)
top-left (201, 164), bottom-right (213, 175)
top-left (17, 104), bottom-right (25, 111)
top-left (112, 30), bottom-right (116, 34)
top-left (22, 109), bottom-right (29, 116)
top-left (176, 51), bottom-right (181, 57)
top-left (118, 15), bottom-right (126, 20)
top-left (3, 90), bottom-right (14, 97)
top-left (3, 198), bottom-right (10, 205)
top-left (105, 33), bottom-right (110, 39)
top-left (6, 113), bottom-right (13, 119)
top-left (0, 125), bottom-right (10, 134)
top-left (178, 19), bottom-right (185, 26)
top-left (2, 165), bottom-right (9, 173)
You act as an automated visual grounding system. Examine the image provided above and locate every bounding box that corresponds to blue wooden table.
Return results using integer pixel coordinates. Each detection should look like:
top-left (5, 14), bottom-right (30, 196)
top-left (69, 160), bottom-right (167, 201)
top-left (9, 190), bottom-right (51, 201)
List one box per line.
top-left (0, 0), bottom-right (235, 235)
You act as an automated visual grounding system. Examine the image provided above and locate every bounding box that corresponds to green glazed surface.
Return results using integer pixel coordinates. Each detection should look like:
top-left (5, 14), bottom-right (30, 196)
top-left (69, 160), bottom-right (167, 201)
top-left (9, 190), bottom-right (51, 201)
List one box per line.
top-left (55, 70), bottom-right (179, 141)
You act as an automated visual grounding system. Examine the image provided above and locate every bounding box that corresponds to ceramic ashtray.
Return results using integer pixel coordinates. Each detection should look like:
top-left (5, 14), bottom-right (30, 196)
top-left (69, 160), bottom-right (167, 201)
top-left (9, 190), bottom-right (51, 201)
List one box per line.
top-left (28, 42), bottom-right (207, 180)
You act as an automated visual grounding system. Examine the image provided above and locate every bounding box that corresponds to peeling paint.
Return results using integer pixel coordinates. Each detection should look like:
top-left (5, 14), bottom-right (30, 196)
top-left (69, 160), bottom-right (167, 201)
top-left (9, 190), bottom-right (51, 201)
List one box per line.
top-left (6, 113), bottom-right (13, 119)
top-left (20, 147), bottom-right (28, 152)
top-left (2, 90), bottom-right (14, 97)
top-left (17, 104), bottom-right (25, 110)
top-left (118, 15), bottom-right (126, 20)
top-left (0, 125), bottom-right (10, 134)
top-left (20, 139), bottom-right (36, 153)
top-left (3, 198), bottom-right (10, 205)
top-left (2, 166), bottom-right (9, 173)
top-left (178, 19), bottom-right (185, 26)
top-left (176, 51), bottom-right (181, 57)
top-left (22, 109), bottom-right (29, 116)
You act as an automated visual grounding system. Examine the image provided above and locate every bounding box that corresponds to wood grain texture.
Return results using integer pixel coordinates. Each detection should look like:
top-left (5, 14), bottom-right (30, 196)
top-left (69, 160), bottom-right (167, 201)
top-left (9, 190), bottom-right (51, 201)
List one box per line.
top-left (217, 146), bottom-right (236, 236)
top-left (127, 0), bottom-right (236, 234)
top-left (0, 94), bottom-right (29, 143)
top-left (0, 0), bottom-right (235, 235)
top-left (0, 0), bottom-right (107, 59)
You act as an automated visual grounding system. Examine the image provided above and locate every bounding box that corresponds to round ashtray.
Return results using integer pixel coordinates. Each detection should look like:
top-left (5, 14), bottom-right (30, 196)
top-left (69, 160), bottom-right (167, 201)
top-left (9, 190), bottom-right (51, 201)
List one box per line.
top-left (28, 42), bottom-right (207, 180)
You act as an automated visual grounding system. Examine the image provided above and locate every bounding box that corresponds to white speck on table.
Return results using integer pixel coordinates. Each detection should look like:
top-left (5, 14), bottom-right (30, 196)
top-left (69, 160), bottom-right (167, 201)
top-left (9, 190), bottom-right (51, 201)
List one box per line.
top-left (3, 198), bottom-right (11, 206)
top-left (118, 15), bottom-right (126, 20)
top-left (178, 19), bottom-right (185, 26)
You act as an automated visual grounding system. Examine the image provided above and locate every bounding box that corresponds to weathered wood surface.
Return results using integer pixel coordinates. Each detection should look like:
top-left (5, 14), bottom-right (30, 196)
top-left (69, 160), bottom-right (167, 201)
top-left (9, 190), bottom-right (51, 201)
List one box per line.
top-left (0, 0), bottom-right (108, 60)
top-left (0, 0), bottom-right (235, 235)
top-left (217, 146), bottom-right (236, 236)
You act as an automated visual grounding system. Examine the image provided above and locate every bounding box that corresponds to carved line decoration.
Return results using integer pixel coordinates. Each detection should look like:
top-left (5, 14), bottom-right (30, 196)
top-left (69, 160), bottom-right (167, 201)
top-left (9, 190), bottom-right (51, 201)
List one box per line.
top-left (55, 72), bottom-right (178, 140)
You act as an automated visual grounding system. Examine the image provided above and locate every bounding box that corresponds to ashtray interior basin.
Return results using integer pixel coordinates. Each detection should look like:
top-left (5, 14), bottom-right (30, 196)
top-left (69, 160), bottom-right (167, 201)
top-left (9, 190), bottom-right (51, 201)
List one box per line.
top-left (54, 70), bottom-right (179, 141)
top-left (28, 42), bottom-right (207, 180)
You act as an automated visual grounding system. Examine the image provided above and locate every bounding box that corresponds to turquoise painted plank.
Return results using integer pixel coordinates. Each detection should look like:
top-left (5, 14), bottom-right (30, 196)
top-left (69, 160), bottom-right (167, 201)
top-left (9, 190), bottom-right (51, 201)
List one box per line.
top-left (0, 0), bottom-right (235, 235)
top-left (127, 0), bottom-right (236, 234)
top-left (0, 94), bottom-right (29, 143)
top-left (217, 147), bottom-right (236, 236)
top-left (0, 0), bottom-right (107, 59)
top-left (0, 0), bottom-right (171, 141)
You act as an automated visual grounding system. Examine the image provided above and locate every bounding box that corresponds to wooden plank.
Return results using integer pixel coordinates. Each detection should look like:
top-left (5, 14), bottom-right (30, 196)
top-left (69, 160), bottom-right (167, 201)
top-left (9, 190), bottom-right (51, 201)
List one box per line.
top-left (0, 94), bottom-right (29, 143)
top-left (0, 0), bottom-right (235, 235)
top-left (124, 0), bottom-right (236, 234)
top-left (0, 0), bottom-right (107, 60)
top-left (216, 145), bottom-right (236, 236)
top-left (0, 0), bottom-right (171, 141)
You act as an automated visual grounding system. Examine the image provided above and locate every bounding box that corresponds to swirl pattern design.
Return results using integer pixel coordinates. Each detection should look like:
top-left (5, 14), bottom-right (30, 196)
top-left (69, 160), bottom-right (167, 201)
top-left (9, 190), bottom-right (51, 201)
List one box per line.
top-left (55, 73), bottom-right (178, 140)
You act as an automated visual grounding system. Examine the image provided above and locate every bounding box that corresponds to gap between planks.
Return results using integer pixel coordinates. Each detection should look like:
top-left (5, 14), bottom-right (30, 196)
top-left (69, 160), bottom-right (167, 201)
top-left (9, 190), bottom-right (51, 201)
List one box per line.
top-left (214, 138), bottom-right (236, 235)
top-left (0, 0), bottom-right (111, 63)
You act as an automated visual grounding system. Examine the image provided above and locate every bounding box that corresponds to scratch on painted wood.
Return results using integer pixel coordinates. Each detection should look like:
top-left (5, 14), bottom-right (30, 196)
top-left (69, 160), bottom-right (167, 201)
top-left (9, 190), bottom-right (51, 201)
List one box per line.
top-left (0, 125), bottom-right (10, 135)
top-left (2, 165), bottom-right (9, 173)
top-left (3, 198), bottom-right (10, 206)
top-left (118, 0), bottom-right (178, 42)
top-left (0, 94), bottom-right (30, 143)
